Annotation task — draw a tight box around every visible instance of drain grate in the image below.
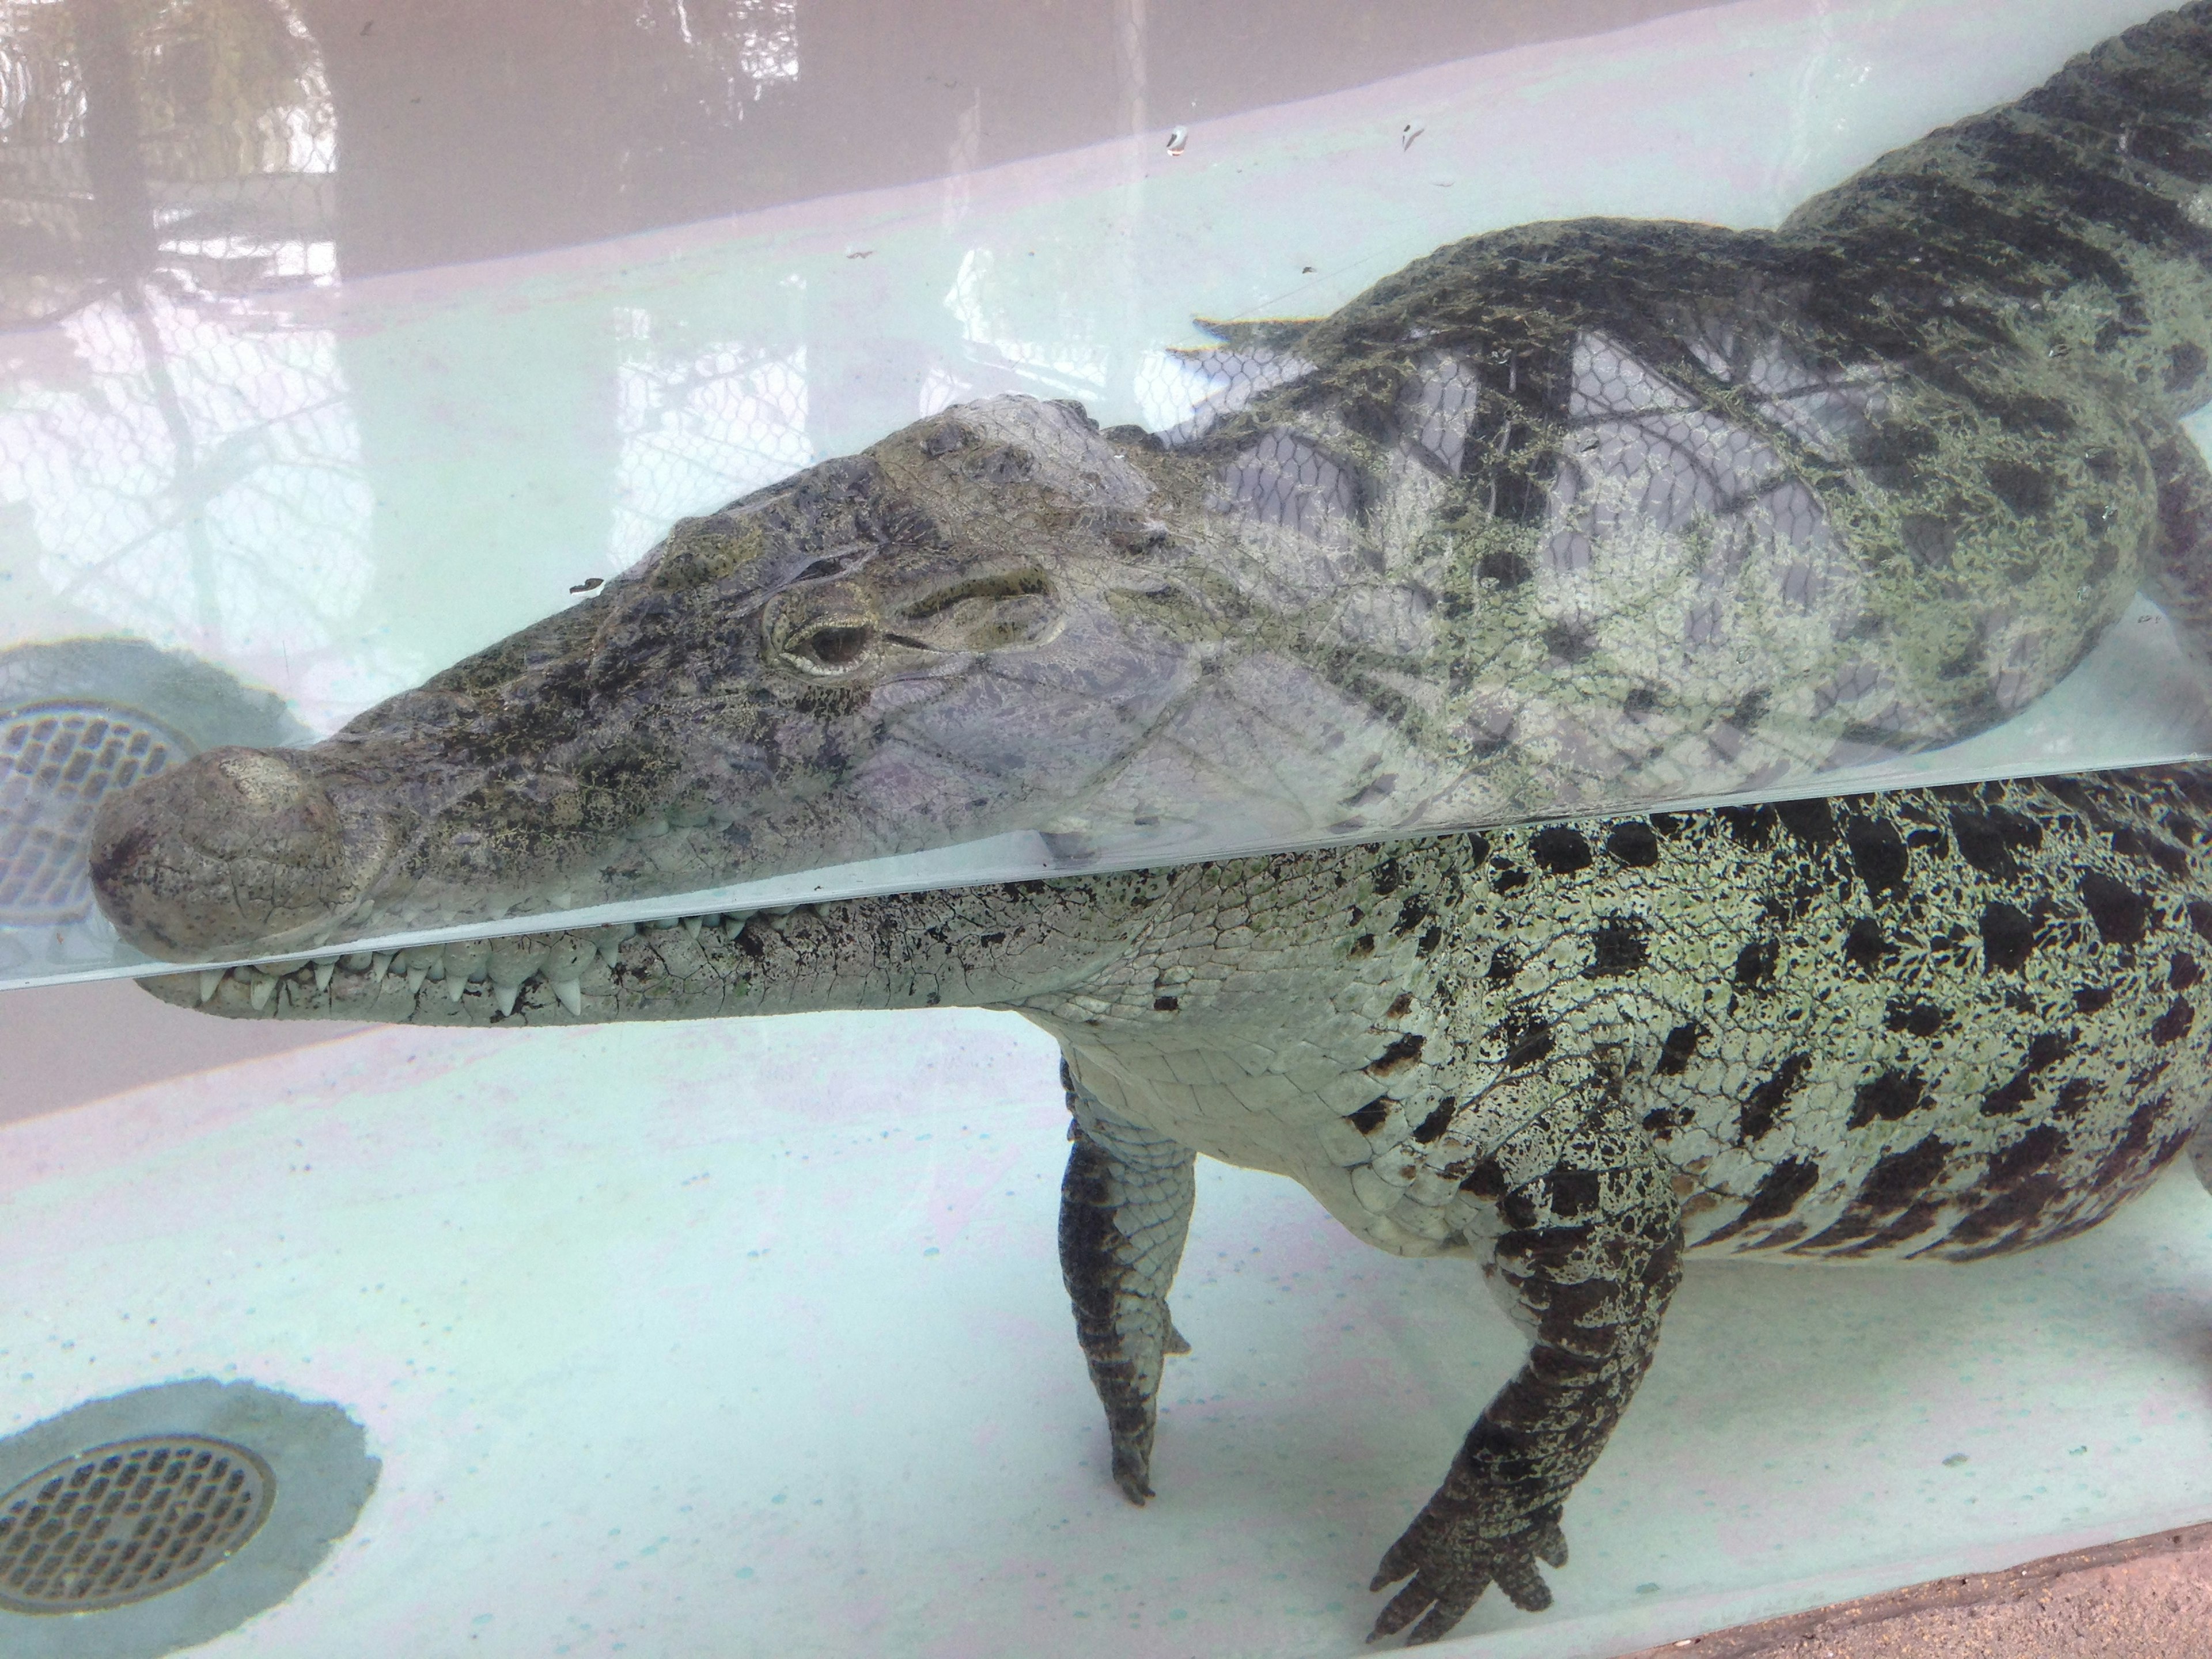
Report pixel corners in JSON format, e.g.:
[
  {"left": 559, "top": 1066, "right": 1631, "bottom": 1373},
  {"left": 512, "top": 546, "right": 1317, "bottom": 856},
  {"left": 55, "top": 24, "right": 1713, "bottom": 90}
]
[
  {"left": 0, "top": 703, "right": 184, "bottom": 928},
  {"left": 0, "top": 1436, "right": 274, "bottom": 1615}
]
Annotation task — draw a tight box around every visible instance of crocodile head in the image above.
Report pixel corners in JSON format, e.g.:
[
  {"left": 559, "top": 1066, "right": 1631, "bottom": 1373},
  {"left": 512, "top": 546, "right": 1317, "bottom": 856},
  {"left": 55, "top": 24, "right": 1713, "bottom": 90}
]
[{"left": 90, "top": 395, "right": 1205, "bottom": 961}]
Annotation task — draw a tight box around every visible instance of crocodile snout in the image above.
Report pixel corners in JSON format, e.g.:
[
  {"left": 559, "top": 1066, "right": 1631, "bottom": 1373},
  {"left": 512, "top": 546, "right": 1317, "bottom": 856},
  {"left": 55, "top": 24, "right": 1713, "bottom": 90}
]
[{"left": 90, "top": 746, "right": 400, "bottom": 960}]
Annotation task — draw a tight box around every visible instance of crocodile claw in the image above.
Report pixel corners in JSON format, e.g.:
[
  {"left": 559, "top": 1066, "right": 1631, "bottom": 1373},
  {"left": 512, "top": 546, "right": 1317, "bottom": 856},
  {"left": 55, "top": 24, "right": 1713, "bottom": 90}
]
[{"left": 1365, "top": 1500, "right": 1565, "bottom": 1646}]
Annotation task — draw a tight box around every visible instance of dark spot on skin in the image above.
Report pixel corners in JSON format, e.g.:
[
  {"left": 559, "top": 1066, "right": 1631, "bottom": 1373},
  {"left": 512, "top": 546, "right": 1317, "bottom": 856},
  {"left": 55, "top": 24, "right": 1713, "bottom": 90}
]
[
  {"left": 1948, "top": 810, "right": 2014, "bottom": 877},
  {"left": 1950, "top": 805, "right": 2044, "bottom": 878},
  {"left": 1905, "top": 827, "right": 1948, "bottom": 856},
  {"left": 1848, "top": 1066, "right": 1931, "bottom": 1129},
  {"left": 1546, "top": 1167, "right": 1602, "bottom": 1219},
  {"left": 1717, "top": 805, "right": 1774, "bottom": 849},
  {"left": 1843, "top": 816, "right": 1910, "bottom": 896},
  {"left": 1830, "top": 1198, "right": 1945, "bottom": 1254},
  {"left": 1898, "top": 513, "right": 1956, "bottom": 569},
  {"left": 1650, "top": 813, "right": 1685, "bottom": 837},
  {"left": 1416, "top": 925, "right": 1443, "bottom": 957},
  {"left": 1385, "top": 993, "right": 1414, "bottom": 1020},
  {"left": 1842, "top": 917, "right": 1892, "bottom": 974},
  {"left": 1529, "top": 826, "right": 1595, "bottom": 876},
  {"left": 1983, "top": 459, "right": 2051, "bottom": 517},
  {"left": 1491, "top": 862, "right": 1529, "bottom": 893},
  {"left": 2152, "top": 996, "right": 2196, "bottom": 1045},
  {"left": 1981, "top": 1069, "right": 2035, "bottom": 1116},
  {"left": 1371, "top": 859, "right": 1405, "bottom": 896},
  {"left": 1745, "top": 1220, "right": 1809, "bottom": 1251},
  {"left": 1740, "top": 1052, "right": 1810, "bottom": 1142},
  {"left": 1543, "top": 623, "right": 1593, "bottom": 664},
  {"left": 1486, "top": 947, "right": 1521, "bottom": 983},
  {"left": 2078, "top": 872, "right": 2150, "bottom": 947},
  {"left": 1465, "top": 832, "right": 1493, "bottom": 864},
  {"left": 1700, "top": 1157, "right": 1820, "bottom": 1247},
  {"left": 1348, "top": 1097, "right": 1391, "bottom": 1134},
  {"left": 1153, "top": 995, "right": 1180, "bottom": 1012},
  {"left": 2055, "top": 1078, "right": 2102, "bottom": 1117},
  {"left": 1605, "top": 821, "right": 1661, "bottom": 866},
  {"left": 1623, "top": 685, "right": 1659, "bottom": 716},
  {"left": 1585, "top": 915, "right": 1650, "bottom": 977},
  {"left": 1392, "top": 895, "right": 1430, "bottom": 935},
  {"left": 1411, "top": 1099, "right": 1459, "bottom": 1144},
  {"left": 1853, "top": 424, "right": 1937, "bottom": 491},
  {"left": 1979, "top": 902, "right": 2036, "bottom": 972},
  {"left": 1656, "top": 1021, "right": 1703, "bottom": 1075},
  {"left": 1987, "top": 1124, "right": 2066, "bottom": 1189},
  {"left": 2189, "top": 899, "right": 2212, "bottom": 944},
  {"left": 1855, "top": 1134, "right": 1953, "bottom": 1213},
  {"left": 1941, "top": 1173, "right": 2063, "bottom": 1256},
  {"left": 2074, "top": 984, "right": 2115, "bottom": 1013},
  {"left": 1775, "top": 797, "right": 1839, "bottom": 847},
  {"left": 2096, "top": 1088, "right": 2187, "bottom": 1193},
  {"left": 1884, "top": 998, "right": 1949, "bottom": 1036},
  {"left": 2024, "top": 1032, "right": 2075, "bottom": 1073},
  {"left": 2111, "top": 825, "right": 2191, "bottom": 881},
  {"left": 1734, "top": 938, "right": 1777, "bottom": 987},
  {"left": 1348, "top": 933, "right": 1376, "bottom": 959},
  {"left": 2168, "top": 341, "right": 2207, "bottom": 393},
  {"left": 1642, "top": 1105, "right": 1687, "bottom": 1138},
  {"left": 2173, "top": 953, "right": 2203, "bottom": 990},
  {"left": 1497, "top": 1011, "right": 1554, "bottom": 1068},
  {"left": 1478, "top": 548, "right": 1531, "bottom": 586},
  {"left": 1459, "top": 1157, "right": 1506, "bottom": 1197},
  {"left": 1366, "top": 1033, "right": 1426, "bottom": 1077}
]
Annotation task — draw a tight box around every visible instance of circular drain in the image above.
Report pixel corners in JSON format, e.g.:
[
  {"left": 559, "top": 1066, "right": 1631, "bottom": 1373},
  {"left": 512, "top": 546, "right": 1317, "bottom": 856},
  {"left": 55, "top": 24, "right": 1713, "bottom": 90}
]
[
  {"left": 0, "top": 704, "right": 186, "bottom": 927},
  {"left": 0, "top": 1435, "right": 275, "bottom": 1615},
  {"left": 0, "top": 1381, "right": 378, "bottom": 1659}
]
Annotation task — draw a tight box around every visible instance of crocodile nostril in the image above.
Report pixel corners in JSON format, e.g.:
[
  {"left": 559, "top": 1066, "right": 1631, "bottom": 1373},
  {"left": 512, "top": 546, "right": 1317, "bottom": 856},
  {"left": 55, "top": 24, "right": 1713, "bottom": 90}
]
[{"left": 88, "top": 747, "right": 392, "bottom": 960}]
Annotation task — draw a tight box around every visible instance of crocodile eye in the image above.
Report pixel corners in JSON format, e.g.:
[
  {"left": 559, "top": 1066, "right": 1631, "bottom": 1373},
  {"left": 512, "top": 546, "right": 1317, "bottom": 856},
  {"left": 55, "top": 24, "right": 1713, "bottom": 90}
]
[{"left": 785, "top": 623, "right": 875, "bottom": 673}]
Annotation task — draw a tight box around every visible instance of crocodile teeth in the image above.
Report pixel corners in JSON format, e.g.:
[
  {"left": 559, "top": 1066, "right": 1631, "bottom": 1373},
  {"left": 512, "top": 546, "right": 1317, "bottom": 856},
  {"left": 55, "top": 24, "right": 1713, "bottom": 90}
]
[
  {"left": 369, "top": 952, "right": 392, "bottom": 986},
  {"left": 681, "top": 915, "right": 703, "bottom": 940},
  {"left": 248, "top": 974, "right": 274, "bottom": 1011},
  {"left": 447, "top": 974, "right": 468, "bottom": 1003},
  {"left": 550, "top": 976, "right": 584, "bottom": 1017},
  {"left": 198, "top": 970, "right": 223, "bottom": 1003},
  {"left": 406, "top": 965, "right": 429, "bottom": 995},
  {"left": 313, "top": 958, "right": 337, "bottom": 993},
  {"left": 494, "top": 982, "right": 521, "bottom": 1017}
]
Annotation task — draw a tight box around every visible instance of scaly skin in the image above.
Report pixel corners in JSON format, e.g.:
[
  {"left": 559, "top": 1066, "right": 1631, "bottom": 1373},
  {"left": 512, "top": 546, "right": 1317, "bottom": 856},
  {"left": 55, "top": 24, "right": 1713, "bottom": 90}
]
[
  {"left": 142, "top": 761, "right": 2212, "bottom": 1643},
  {"left": 88, "top": 3, "right": 2212, "bottom": 965}
]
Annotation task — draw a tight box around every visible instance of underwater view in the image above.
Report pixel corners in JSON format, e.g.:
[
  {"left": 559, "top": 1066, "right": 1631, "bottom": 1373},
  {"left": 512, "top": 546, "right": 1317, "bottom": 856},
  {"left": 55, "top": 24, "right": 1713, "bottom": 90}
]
[{"left": 9, "top": 0, "right": 2212, "bottom": 1655}]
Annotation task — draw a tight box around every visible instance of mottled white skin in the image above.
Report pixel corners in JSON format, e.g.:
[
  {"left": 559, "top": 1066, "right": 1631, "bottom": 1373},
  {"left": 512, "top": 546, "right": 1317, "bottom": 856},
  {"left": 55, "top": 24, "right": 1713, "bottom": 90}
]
[{"left": 147, "top": 762, "right": 2212, "bottom": 1645}]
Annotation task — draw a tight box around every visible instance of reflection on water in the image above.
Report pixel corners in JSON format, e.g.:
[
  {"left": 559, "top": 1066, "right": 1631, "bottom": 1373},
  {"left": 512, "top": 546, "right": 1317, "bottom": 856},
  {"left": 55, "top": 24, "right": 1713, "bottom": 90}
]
[{"left": 612, "top": 312, "right": 812, "bottom": 570}]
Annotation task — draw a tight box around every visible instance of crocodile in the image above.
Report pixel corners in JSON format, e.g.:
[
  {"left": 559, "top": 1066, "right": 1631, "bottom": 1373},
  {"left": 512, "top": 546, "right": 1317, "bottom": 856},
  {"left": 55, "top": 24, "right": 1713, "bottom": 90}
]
[{"left": 78, "top": 4, "right": 2212, "bottom": 1646}]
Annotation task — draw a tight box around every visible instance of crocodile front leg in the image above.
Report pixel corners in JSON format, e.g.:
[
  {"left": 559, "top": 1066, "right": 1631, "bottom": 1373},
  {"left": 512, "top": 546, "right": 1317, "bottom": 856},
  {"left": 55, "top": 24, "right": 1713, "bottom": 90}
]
[
  {"left": 1370, "top": 1086, "right": 1684, "bottom": 1646},
  {"left": 1057, "top": 1062, "right": 1198, "bottom": 1504}
]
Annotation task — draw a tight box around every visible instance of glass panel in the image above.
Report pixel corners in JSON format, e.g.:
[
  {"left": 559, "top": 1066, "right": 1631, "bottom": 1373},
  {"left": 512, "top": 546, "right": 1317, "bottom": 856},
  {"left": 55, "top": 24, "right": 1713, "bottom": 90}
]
[{"left": 1, "top": 0, "right": 2200, "bottom": 984}]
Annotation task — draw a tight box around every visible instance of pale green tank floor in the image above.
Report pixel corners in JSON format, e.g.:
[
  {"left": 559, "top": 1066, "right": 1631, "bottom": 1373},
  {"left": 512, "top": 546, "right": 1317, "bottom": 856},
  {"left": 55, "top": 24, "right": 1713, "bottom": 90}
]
[{"left": 5, "top": 1009, "right": 2210, "bottom": 1657}]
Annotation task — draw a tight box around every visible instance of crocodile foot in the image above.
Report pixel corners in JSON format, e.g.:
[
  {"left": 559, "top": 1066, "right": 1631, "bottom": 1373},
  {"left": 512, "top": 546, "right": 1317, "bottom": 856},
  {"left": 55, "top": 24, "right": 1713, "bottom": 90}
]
[{"left": 1366, "top": 1498, "right": 1568, "bottom": 1646}]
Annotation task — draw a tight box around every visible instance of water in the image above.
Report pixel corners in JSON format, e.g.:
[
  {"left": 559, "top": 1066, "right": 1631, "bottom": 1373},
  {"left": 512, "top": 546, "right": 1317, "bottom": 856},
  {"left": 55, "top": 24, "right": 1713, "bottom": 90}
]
[{"left": 1, "top": 0, "right": 2206, "bottom": 980}]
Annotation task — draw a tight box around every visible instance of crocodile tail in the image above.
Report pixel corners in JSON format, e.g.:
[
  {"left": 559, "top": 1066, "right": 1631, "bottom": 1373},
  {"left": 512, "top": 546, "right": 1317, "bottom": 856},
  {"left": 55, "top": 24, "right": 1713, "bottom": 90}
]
[{"left": 1781, "top": 2, "right": 2212, "bottom": 419}]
